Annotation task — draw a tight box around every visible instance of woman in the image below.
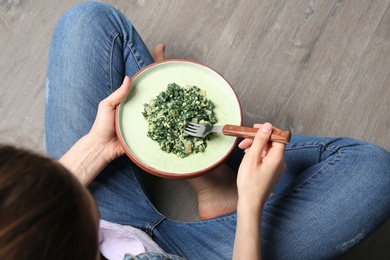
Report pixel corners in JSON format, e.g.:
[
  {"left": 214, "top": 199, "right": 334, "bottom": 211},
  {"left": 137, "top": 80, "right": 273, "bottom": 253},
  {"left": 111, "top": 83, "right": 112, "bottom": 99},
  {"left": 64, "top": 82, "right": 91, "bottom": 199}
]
[{"left": 2, "top": 2, "right": 390, "bottom": 259}]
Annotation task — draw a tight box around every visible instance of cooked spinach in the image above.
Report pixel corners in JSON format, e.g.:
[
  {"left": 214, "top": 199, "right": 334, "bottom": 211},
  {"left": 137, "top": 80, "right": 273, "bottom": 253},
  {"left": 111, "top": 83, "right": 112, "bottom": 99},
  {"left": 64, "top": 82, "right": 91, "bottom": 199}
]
[{"left": 142, "top": 83, "right": 217, "bottom": 158}]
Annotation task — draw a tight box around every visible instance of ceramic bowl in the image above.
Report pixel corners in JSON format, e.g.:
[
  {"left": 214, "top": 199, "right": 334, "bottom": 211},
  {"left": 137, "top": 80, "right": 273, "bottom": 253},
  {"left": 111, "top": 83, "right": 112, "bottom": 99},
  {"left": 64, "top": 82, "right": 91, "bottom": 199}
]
[{"left": 116, "top": 59, "right": 242, "bottom": 179}]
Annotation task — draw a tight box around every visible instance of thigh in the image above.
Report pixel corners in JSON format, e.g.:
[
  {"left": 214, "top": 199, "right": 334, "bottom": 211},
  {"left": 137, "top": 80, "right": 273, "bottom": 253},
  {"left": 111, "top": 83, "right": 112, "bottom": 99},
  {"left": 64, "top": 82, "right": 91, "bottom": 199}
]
[
  {"left": 45, "top": 2, "right": 153, "bottom": 159},
  {"left": 152, "top": 136, "right": 390, "bottom": 260},
  {"left": 262, "top": 135, "right": 390, "bottom": 259},
  {"left": 45, "top": 2, "right": 158, "bottom": 223}
]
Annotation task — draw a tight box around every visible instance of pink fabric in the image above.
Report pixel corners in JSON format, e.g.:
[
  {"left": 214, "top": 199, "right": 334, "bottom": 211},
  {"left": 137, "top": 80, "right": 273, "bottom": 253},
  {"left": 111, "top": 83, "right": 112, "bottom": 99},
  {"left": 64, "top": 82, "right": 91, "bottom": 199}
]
[{"left": 99, "top": 220, "right": 164, "bottom": 260}]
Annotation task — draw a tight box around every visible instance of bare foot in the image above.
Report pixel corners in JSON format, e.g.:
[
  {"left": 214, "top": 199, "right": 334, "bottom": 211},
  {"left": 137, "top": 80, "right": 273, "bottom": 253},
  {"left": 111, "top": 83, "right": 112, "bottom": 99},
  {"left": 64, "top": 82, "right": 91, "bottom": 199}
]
[
  {"left": 153, "top": 44, "right": 165, "bottom": 62},
  {"left": 153, "top": 44, "right": 237, "bottom": 219},
  {"left": 187, "top": 164, "right": 238, "bottom": 220}
]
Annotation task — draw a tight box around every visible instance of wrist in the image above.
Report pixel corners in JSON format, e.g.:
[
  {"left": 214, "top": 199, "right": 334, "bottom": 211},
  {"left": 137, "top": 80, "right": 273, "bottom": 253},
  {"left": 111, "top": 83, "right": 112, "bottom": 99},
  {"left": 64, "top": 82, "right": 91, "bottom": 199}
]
[
  {"left": 237, "top": 198, "right": 263, "bottom": 217},
  {"left": 238, "top": 191, "right": 268, "bottom": 210},
  {"left": 59, "top": 134, "right": 110, "bottom": 185},
  {"left": 83, "top": 133, "right": 113, "bottom": 165}
]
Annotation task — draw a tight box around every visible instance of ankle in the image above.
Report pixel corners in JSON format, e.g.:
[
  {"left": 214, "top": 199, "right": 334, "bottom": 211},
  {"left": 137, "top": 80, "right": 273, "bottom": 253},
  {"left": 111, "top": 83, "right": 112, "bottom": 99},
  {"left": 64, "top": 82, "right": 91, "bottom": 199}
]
[{"left": 186, "top": 164, "right": 238, "bottom": 220}]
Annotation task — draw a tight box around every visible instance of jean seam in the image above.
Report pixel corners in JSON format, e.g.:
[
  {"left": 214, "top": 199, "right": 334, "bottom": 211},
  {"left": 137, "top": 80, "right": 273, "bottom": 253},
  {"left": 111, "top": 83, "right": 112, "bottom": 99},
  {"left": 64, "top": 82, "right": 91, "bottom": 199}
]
[
  {"left": 109, "top": 32, "right": 120, "bottom": 93},
  {"left": 126, "top": 39, "right": 144, "bottom": 70},
  {"left": 286, "top": 140, "right": 339, "bottom": 152}
]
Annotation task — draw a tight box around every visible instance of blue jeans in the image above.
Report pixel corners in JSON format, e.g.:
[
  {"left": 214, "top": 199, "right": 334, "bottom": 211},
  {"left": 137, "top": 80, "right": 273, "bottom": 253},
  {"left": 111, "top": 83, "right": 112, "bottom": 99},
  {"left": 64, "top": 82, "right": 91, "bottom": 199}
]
[{"left": 45, "top": 2, "right": 390, "bottom": 259}]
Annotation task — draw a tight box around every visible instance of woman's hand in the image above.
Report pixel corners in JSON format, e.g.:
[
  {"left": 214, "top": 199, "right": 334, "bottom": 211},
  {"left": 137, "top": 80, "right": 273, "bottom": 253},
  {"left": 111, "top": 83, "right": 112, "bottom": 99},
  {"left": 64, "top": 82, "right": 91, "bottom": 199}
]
[
  {"left": 233, "top": 122, "right": 286, "bottom": 260},
  {"left": 237, "top": 122, "right": 286, "bottom": 208},
  {"left": 60, "top": 44, "right": 166, "bottom": 185},
  {"left": 89, "top": 43, "right": 166, "bottom": 163},
  {"left": 59, "top": 77, "right": 131, "bottom": 185},
  {"left": 89, "top": 76, "right": 131, "bottom": 163}
]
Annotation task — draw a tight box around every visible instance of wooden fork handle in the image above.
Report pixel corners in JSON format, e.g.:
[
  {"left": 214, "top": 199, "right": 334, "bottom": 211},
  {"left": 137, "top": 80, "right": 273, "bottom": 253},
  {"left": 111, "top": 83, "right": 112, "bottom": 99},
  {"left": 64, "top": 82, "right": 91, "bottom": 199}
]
[{"left": 222, "top": 124, "right": 291, "bottom": 144}]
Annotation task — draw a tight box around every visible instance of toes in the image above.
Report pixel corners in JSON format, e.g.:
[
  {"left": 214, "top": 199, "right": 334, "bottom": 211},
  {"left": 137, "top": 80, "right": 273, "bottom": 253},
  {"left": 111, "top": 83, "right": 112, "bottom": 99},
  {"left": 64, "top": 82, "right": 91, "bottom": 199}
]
[{"left": 153, "top": 44, "right": 166, "bottom": 62}]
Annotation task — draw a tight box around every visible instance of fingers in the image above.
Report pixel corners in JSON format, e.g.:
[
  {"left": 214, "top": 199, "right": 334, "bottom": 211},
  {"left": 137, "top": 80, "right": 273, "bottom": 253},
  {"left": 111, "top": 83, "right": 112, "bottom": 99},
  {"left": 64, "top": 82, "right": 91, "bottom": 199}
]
[
  {"left": 153, "top": 44, "right": 166, "bottom": 62},
  {"left": 104, "top": 76, "right": 131, "bottom": 108},
  {"left": 247, "top": 123, "right": 273, "bottom": 159},
  {"left": 238, "top": 123, "right": 285, "bottom": 151},
  {"left": 238, "top": 138, "right": 253, "bottom": 150},
  {"left": 265, "top": 140, "right": 286, "bottom": 167},
  {"left": 238, "top": 123, "right": 269, "bottom": 151},
  {"left": 254, "top": 123, "right": 282, "bottom": 131}
]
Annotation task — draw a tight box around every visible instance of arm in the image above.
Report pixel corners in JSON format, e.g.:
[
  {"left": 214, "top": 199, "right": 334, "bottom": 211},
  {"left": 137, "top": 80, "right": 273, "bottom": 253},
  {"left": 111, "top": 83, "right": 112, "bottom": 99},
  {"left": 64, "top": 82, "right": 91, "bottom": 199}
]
[
  {"left": 233, "top": 123, "right": 286, "bottom": 260},
  {"left": 59, "top": 77, "right": 131, "bottom": 185}
]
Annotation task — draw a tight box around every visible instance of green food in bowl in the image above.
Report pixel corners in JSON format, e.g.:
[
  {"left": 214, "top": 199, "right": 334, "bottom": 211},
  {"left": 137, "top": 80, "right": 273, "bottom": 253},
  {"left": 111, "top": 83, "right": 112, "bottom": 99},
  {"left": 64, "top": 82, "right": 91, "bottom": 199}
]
[
  {"left": 142, "top": 83, "right": 217, "bottom": 158},
  {"left": 116, "top": 59, "right": 242, "bottom": 178}
]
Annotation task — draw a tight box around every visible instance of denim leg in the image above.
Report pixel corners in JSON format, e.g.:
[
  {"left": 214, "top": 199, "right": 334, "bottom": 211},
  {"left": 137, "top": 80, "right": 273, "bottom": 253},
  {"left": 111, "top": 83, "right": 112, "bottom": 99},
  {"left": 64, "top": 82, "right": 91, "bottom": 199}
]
[
  {"left": 45, "top": 2, "right": 161, "bottom": 226},
  {"left": 148, "top": 136, "right": 390, "bottom": 259},
  {"left": 45, "top": 2, "right": 153, "bottom": 159},
  {"left": 261, "top": 135, "right": 390, "bottom": 259}
]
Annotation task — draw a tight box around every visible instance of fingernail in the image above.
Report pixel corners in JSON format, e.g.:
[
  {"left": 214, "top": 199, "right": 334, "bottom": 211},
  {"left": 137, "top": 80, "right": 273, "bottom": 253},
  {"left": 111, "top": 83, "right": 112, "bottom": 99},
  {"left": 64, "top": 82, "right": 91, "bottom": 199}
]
[{"left": 261, "top": 123, "right": 272, "bottom": 134}]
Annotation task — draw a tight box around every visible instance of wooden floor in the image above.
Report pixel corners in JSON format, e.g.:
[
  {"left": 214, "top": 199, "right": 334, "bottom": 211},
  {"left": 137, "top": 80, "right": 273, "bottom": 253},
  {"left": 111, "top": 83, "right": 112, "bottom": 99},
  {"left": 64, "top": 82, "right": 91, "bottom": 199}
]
[{"left": 1, "top": 0, "right": 389, "bottom": 258}]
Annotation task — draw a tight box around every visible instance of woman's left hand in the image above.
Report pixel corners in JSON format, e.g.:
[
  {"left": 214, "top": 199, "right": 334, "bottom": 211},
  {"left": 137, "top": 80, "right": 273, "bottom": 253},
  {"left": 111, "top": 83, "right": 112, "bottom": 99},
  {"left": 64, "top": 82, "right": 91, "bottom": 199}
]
[
  {"left": 89, "top": 43, "right": 166, "bottom": 163},
  {"left": 59, "top": 77, "right": 131, "bottom": 185},
  {"left": 89, "top": 77, "right": 131, "bottom": 163},
  {"left": 60, "top": 44, "right": 166, "bottom": 185},
  {"left": 89, "top": 43, "right": 167, "bottom": 163}
]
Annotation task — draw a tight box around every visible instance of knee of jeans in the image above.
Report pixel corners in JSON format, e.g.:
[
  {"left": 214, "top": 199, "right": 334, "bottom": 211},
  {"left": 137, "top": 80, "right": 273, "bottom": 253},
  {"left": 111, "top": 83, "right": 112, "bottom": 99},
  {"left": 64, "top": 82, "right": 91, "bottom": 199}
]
[
  {"left": 332, "top": 137, "right": 388, "bottom": 154},
  {"left": 350, "top": 138, "right": 389, "bottom": 158},
  {"left": 364, "top": 142, "right": 390, "bottom": 169},
  {"left": 328, "top": 137, "right": 389, "bottom": 173},
  {"left": 346, "top": 138, "right": 390, "bottom": 176},
  {"left": 55, "top": 2, "right": 130, "bottom": 34}
]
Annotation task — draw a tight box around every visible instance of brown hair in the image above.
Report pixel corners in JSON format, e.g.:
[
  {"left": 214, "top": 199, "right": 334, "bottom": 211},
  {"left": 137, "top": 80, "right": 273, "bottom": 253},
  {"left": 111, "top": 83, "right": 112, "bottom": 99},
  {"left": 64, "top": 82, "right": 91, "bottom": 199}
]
[{"left": 0, "top": 145, "right": 99, "bottom": 260}]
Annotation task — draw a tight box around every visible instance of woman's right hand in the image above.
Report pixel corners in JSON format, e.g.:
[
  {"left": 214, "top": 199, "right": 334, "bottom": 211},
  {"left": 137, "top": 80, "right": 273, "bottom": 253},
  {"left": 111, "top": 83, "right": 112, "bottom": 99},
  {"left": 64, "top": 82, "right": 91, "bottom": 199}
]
[
  {"left": 233, "top": 122, "right": 286, "bottom": 260},
  {"left": 237, "top": 122, "right": 286, "bottom": 210}
]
